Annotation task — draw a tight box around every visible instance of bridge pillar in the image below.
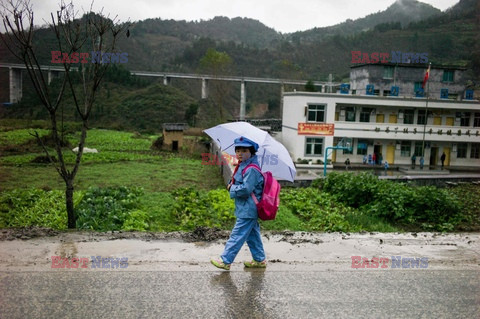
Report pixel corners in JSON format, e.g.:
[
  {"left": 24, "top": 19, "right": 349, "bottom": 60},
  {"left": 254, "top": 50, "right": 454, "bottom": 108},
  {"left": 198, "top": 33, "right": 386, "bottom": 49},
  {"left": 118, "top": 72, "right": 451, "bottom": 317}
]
[
  {"left": 9, "top": 67, "right": 22, "bottom": 103},
  {"left": 163, "top": 75, "right": 170, "bottom": 85},
  {"left": 48, "top": 70, "right": 60, "bottom": 84},
  {"left": 240, "top": 81, "right": 246, "bottom": 121},
  {"left": 201, "top": 78, "right": 209, "bottom": 99}
]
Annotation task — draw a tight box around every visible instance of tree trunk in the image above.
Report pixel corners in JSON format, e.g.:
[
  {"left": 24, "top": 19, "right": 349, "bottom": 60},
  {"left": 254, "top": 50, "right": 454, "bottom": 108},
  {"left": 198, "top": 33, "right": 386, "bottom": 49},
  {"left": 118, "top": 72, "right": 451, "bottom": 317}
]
[{"left": 66, "top": 180, "right": 75, "bottom": 229}]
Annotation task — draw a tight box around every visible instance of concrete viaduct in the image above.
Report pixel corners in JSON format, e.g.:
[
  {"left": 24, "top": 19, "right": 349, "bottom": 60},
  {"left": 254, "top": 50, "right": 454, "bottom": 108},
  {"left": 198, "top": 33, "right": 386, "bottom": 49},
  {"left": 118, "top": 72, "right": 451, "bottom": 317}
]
[{"left": 0, "top": 63, "right": 339, "bottom": 120}]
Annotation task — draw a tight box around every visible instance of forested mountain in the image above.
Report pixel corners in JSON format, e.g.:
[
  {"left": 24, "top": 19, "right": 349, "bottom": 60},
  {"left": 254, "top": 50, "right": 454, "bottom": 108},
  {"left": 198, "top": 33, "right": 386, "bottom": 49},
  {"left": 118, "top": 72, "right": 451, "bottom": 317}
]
[
  {"left": 1, "top": 0, "right": 477, "bottom": 79},
  {"left": 287, "top": 0, "right": 442, "bottom": 43},
  {"left": 1, "top": 0, "right": 478, "bottom": 130},
  {"left": 116, "top": 0, "right": 478, "bottom": 81}
]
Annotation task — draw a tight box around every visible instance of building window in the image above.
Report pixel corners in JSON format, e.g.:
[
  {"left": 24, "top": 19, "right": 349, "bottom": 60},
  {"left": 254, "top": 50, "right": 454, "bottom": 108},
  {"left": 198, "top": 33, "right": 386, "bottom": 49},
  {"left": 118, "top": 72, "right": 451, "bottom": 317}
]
[
  {"left": 414, "top": 142, "right": 424, "bottom": 156},
  {"left": 307, "top": 104, "right": 325, "bottom": 123},
  {"left": 305, "top": 137, "right": 323, "bottom": 156},
  {"left": 345, "top": 107, "right": 356, "bottom": 122},
  {"left": 456, "top": 112, "right": 471, "bottom": 127},
  {"left": 457, "top": 143, "right": 467, "bottom": 158},
  {"left": 417, "top": 110, "right": 427, "bottom": 125},
  {"left": 383, "top": 66, "right": 394, "bottom": 79},
  {"left": 403, "top": 109, "right": 415, "bottom": 124},
  {"left": 360, "top": 108, "right": 374, "bottom": 122},
  {"left": 474, "top": 113, "right": 480, "bottom": 127},
  {"left": 339, "top": 138, "right": 353, "bottom": 154},
  {"left": 357, "top": 139, "right": 368, "bottom": 155},
  {"left": 471, "top": 143, "right": 480, "bottom": 159},
  {"left": 400, "top": 141, "right": 411, "bottom": 157},
  {"left": 443, "top": 70, "right": 454, "bottom": 82},
  {"left": 414, "top": 82, "right": 423, "bottom": 95}
]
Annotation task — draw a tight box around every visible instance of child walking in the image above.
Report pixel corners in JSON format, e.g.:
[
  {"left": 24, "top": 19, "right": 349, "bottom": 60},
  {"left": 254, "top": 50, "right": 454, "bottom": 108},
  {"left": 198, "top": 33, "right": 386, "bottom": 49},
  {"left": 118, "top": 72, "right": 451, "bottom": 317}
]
[{"left": 211, "top": 136, "right": 266, "bottom": 270}]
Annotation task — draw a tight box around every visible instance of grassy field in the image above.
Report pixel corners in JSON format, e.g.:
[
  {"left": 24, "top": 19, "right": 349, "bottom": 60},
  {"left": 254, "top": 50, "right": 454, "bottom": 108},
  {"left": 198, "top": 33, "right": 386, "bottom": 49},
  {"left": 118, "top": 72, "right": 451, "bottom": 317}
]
[
  {"left": 0, "top": 123, "right": 224, "bottom": 192},
  {"left": 1, "top": 120, "right": 478, "bottom": 233}
]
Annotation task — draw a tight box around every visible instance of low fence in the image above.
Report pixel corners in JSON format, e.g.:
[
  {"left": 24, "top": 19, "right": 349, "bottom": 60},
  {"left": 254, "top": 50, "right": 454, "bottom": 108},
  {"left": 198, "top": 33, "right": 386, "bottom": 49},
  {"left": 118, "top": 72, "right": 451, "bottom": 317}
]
[
  {"left": 210, "top": 142, "right": 234, "bottom": 186},
  {"left": 379, "top": 174, "right": 480, "bottom": 187}
]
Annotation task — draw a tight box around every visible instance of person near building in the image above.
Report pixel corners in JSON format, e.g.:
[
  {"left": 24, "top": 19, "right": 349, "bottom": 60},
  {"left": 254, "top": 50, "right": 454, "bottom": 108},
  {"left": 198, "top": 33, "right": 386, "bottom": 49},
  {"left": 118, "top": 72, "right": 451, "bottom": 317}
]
[
  {"left": 345, "top": 158, "right": 351, "bottom": 171},
  {"left": 440, "top": 152, "right": 446, "bottom": 170}
]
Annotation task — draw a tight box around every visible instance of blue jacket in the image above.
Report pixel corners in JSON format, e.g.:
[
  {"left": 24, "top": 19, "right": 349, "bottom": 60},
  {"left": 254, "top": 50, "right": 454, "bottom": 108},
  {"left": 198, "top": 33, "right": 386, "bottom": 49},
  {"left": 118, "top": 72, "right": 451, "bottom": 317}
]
[{"left": 229, "top": 155, "right": 264, "bottom": 219}]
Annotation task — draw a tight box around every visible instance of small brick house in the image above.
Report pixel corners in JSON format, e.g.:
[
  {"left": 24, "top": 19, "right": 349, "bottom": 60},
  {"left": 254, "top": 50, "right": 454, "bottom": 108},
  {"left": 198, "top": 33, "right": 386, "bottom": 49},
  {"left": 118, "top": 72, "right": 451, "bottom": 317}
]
[{"left": 162, "top": 123, "right": 188, "bottom": 151}]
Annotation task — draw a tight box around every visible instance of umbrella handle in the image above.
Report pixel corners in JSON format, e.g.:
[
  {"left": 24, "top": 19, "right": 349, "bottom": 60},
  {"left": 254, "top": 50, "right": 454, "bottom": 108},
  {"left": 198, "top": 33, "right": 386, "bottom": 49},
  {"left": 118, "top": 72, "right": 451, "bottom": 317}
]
[
  {"left": 222, "top": 141, "right": 235, "bottom": 152},
  {"left": 259, "top": 149, "right": 266, "bottom": 169}
]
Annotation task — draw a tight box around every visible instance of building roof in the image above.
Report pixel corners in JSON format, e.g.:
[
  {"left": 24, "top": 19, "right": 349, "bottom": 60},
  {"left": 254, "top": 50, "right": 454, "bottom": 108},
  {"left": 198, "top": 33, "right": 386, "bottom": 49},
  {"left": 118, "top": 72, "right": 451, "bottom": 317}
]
[
  {"left": 162, "top": 123, "right": 188, "bottom": 131},
  {"left": 350, "top": 63, "right": 468, "bottom": 70},
  {"left": 283, "top": 91, "right": 480, "bottom": 106}
]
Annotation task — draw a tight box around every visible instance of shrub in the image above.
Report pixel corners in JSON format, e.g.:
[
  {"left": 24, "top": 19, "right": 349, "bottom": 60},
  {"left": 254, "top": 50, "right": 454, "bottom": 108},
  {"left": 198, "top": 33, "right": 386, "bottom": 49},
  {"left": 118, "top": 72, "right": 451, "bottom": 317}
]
[
  {"left": 122, "top": 209, "right": 150, "bottom": 231},
  {"left": 0, "top": 189, "right": 71, "bottom": 229},
  {"left": 75, "top": 186, "right": 144, "bottom": 231},
  {"left": 319, "top": 172, "right": 464, "bottom": 230},
  {"left": 321, "top": 172, "right": 379, "bottom": 208},
  {"left": 281, "top": 188, "right": 354, "bottom": 232},
  {"left": 171, "top": 187, "right": 235, "bottom": 230}
]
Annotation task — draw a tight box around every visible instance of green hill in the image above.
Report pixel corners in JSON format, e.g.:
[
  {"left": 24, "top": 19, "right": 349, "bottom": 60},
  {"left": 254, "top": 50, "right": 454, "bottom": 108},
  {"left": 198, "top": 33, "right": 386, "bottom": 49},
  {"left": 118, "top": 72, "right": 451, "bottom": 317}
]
[
  {"left": 1, "top": 0, "right": 478, "bottom": 130},
  {"left": 287, "top": 0, "right": 442, "bottom": 43}
]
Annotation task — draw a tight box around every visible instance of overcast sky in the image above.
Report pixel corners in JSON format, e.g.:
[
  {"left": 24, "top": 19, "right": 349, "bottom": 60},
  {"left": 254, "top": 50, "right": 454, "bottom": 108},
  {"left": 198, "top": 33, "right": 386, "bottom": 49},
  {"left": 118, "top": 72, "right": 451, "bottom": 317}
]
[{"left": 15, "top": 0, "right": 460, "bottom": 33}]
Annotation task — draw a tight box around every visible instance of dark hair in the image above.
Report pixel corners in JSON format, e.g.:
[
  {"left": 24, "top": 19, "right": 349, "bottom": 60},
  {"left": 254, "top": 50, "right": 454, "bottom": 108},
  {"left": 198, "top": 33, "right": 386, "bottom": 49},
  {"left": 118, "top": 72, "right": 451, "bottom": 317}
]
[{"left": 235, "top": 146, "right": 256, "bottom": 156}]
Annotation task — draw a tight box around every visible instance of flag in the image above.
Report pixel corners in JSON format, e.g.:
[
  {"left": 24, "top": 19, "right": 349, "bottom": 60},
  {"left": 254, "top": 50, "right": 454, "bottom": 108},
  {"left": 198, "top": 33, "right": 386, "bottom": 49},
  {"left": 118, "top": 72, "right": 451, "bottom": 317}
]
[{"left": 422, "top": 64, "right": 431, "bottom": 89}]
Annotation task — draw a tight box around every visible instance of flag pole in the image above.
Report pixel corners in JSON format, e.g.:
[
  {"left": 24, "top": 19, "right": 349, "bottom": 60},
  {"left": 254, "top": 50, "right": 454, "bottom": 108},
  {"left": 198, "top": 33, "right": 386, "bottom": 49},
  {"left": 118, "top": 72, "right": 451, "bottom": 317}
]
[{"left": 421, "top": 63, "right": 431, "bottom": 160}]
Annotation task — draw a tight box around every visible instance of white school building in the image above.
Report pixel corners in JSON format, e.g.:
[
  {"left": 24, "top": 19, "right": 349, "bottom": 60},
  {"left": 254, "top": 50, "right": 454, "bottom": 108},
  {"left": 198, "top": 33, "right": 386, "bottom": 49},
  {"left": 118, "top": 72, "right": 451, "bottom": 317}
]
[
  {"left": 280, "top": 92, "right": 480, "bottom": 168},
  {"left": 279, "top": 63, "right": 480, "bottom": 169}
]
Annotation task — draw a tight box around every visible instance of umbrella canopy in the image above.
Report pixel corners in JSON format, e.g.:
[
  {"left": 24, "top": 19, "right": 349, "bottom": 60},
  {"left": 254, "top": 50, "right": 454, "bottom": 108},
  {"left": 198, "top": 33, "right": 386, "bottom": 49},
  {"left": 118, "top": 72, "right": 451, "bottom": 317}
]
[{"left": 204, "top": 122, "right": 296, "bottom": 182}]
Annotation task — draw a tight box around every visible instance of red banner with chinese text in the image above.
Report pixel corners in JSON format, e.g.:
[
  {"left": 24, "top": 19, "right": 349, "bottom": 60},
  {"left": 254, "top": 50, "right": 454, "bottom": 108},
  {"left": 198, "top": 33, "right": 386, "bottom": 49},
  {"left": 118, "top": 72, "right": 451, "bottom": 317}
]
[{"left": 298, "top": 123, "right": 335, "bottom": 136}]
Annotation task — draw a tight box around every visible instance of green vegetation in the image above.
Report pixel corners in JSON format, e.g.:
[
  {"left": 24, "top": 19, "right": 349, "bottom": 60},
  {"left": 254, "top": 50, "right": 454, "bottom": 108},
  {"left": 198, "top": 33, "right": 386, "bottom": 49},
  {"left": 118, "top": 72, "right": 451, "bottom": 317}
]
[
  {"left": 76, "top": 186, "right": 145, "bottom": 231},
  {"left": 317, "top": 172, "right": 470, "bottom": 232},
  {"left": 1, "top": 125, "right": 479, "bottom": 233},
  {"left": 0, "top": 189, "right": 82, "bottom": 230}
]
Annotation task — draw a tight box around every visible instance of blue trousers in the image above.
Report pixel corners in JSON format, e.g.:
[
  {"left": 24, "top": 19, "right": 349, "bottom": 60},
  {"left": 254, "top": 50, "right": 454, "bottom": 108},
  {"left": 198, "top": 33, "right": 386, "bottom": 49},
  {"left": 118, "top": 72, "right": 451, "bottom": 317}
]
[{"left": 221, "top": 218, "right": 265, "bottom": 264}]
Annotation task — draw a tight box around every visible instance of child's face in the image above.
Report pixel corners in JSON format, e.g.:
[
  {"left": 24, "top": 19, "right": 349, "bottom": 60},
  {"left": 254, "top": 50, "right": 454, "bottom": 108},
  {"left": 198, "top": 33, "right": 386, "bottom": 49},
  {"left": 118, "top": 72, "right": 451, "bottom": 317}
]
[{"left": 235, "top": 147, "right": 251, "bottom": 162}]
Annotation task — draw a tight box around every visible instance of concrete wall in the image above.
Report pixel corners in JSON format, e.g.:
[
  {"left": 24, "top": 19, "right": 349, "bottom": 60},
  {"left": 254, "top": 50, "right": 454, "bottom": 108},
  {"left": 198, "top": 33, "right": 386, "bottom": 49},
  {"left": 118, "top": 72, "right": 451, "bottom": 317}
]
[{"left": 211, "top": 142, "right": 233, "bottom": 186}]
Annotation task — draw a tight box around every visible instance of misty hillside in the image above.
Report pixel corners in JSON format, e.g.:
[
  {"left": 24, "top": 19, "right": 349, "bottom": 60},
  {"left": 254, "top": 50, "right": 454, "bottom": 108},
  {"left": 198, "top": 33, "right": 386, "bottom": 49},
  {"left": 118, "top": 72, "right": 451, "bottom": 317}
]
[
  {"left": 1, "top": 0, "right": 478, "bottom": 129},
  {"left": 287, "top": 0, "right": 442, "bottom": 43}
]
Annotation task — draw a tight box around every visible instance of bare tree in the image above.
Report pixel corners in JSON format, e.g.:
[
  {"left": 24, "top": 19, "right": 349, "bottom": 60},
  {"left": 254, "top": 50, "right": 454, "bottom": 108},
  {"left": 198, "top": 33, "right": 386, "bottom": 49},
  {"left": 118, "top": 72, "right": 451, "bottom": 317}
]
[{"left": 0, "top": 0, "right": 130, "bottom": 228}]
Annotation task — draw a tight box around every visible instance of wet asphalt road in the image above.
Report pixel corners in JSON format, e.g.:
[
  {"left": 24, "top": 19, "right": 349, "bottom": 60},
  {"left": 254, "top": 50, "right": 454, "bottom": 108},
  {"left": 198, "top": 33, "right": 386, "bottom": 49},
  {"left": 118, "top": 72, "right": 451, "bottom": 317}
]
[{"left": 1, "top": 269, "right": 479, "bottom": 319}]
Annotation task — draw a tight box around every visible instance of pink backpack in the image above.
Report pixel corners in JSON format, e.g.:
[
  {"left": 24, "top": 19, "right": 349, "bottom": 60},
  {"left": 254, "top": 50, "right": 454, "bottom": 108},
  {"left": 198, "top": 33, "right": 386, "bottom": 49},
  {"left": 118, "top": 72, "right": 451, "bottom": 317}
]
[{"left": 242, "top": 164, "right": 281, "bottom": 220}]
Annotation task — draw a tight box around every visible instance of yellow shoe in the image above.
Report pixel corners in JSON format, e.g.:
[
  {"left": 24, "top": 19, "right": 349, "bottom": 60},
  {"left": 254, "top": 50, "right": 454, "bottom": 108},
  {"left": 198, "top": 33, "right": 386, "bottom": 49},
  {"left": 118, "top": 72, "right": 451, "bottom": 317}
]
[
  {"left": 211, "top": 258, "right": 231, "bottom": 270},
  {"left": 244, "top": 260, "right": 267, "bottom": 268}
]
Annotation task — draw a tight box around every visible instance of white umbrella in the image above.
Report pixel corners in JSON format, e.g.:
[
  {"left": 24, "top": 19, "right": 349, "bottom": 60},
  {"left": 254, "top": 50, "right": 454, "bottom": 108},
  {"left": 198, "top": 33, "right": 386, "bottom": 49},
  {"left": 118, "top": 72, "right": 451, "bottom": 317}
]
[{"left": 204, "top": 122, "right": 296, "bottom": 182}]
